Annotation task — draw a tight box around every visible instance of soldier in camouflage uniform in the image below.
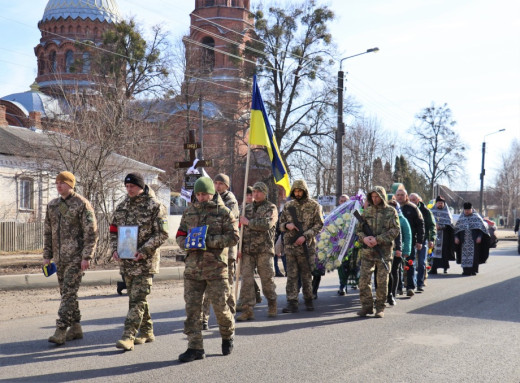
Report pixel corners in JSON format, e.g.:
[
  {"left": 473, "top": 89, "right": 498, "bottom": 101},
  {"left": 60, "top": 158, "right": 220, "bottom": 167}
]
[
  {"left": 279, "top": 179, "right": 324, "bottom": 313},
  {"left": 236, "top": 182, "right": 278, "bottom": 321},
  {"left": 176, "top": 177, "right": 239, "bottom": 363},
  {"left": 356, "top": 186, "right": 400, "bottom": 318},
  {"left": 201, "top": 173, "right": 239, "bottom": 330},
  {"left": 43, "top": 171, "right": 98, "bottom": 345},
  {"left": 111, "top": 173, "right": 169, "bottom": 351}
]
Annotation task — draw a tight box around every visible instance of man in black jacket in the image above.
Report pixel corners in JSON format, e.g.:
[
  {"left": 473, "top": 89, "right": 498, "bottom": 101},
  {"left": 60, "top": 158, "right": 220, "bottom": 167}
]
[
  {"left": 395, "top": 189, "right": 425, "bottom": 297},
  {"left": 409, "top": 193, "right": 437, "bottom": 290}
]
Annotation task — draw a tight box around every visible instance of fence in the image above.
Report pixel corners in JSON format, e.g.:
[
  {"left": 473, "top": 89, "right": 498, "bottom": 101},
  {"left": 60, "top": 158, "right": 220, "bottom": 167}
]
[
  {"left": 0, "top": 221, "right": 44, "bottom": 252},
  {"left": 0, "top": 220, "right": 110, "bottom": 254}
]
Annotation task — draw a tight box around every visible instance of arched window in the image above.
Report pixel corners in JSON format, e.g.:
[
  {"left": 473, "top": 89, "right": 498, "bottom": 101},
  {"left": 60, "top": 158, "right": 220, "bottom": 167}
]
[
  {"left": 49, "top": 51, "right": 57, "bottom": 73},
  {"left": 38, "top": 54, "right": 44, "bottom": 76},
  {"left": 77, "top": 26, "right": 81, "bottom": 34},
  {"left": 68, "top": 25, "right": 73, "bottom": 34},
  {"left": 201, "top": 36, "right": 215, "bottom": 72},
  {"left": 82, "top": 52, "right": 91, "bottom": 74},
  {"left": 65, "top": 50, "right": 74, "bottom": 73},
  {"left": 85, "top": 27, "right": 90, "bottom": 36},
  {"left": 93, "top": 27, "right": 98, "bottom": 37},
  {"left": 60, "top": 25, "right": 64, "bottom": 34}
]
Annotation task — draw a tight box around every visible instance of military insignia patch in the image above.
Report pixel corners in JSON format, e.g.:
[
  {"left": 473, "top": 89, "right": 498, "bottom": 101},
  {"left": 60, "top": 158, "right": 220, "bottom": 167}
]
[
  {"left": 85, "top": 210, "right": 94, "bottom": 222},
  {"left": 160, "top": 218, "right": 169, "bottom": 231}
]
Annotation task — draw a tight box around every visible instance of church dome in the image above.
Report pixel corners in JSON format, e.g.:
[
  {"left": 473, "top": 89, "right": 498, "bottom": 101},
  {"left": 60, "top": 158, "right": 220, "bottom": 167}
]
[{"left": 41, "top": 0, "right": 121, "bottom": 23}]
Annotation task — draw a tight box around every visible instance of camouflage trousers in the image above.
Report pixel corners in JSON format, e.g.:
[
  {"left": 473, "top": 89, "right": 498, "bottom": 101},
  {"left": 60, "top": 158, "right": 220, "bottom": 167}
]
[
  {"left": 122, "top": 274, "right": 153, "bottom": 339},
  {"left": 285, "top": 250, "right": 313, "bottom": 302},
  {"left": 184, "top": 277, "right": 235, "bottom": 350},
  {"left": 239, "top": 252, "right": 277, "bottom": 307},
  {"left": 201, "top": 259, "right": 236, "bottom": 322},
  {"left": 56, "top": 261, "right": 84, "bottom": 329},
  {"left": 359, "top": 256, "right": 391, "bottom": 311}
]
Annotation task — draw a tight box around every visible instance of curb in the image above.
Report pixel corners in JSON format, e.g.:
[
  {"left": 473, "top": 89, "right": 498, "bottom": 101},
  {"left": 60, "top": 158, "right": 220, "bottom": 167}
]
[{"left": 0, "top": 266, "right": 185, "bottom": 291}]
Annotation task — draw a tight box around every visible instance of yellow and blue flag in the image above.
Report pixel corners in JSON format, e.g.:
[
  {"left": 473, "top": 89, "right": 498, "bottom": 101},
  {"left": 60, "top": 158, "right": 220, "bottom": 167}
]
[{"left": 249, "top": 75, "right": 291, "bottom": 196}]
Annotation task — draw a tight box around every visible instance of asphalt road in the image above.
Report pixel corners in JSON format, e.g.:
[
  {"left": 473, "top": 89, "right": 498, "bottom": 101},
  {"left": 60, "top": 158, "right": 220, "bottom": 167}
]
[{"left": 1, "top": 240, "right": 519, "bottom": 383}]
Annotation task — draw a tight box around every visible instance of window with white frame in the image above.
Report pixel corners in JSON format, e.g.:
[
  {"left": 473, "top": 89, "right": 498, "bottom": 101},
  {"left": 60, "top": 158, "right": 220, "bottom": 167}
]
[{"left": 19, "top": 179, "right": 34, "bottom": 210}]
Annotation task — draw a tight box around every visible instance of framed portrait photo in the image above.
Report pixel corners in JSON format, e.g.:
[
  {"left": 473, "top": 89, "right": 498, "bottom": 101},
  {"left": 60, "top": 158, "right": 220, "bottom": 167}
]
[{"left": 117, "top": 226, "right": 138, "bottom": 259}]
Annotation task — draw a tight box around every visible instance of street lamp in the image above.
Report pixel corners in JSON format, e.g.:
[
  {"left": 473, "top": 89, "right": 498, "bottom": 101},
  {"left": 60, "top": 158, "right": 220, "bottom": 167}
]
[
  {"left": 479, "top": 128, "right": 506, "bottom": 215},
  {"left": 336, "top": 47, "right": 379, "bottom": 205}
]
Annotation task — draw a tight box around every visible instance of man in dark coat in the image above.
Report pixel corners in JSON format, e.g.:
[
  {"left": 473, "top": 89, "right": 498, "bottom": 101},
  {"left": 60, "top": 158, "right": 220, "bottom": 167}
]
[
  {"left": 430, "top": 196, "right": 455, "bottom": 274},
  {"left": 395, "top": 189, "right": 424, "bottom": 297},
  {"left": 454, "top": 202, "right": 491, "bottom": 276}
]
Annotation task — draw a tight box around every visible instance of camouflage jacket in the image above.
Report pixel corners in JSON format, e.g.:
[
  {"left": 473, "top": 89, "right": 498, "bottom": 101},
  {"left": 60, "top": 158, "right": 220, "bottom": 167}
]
[
  {"left": 176, "top": 196, "right": 239, "bottom": 280},
  {"left": 356, "top": 186, "right": 400, "bottom": 260},
  {"left": 110, "top": 186, "right": 169, "bottom": 276},
  {"left": 43, "top": 191, "right": 98, "bottom": 264},
  {"left": 220, "top": 190, "right": 239, "bottom": 260},
  {"left": 279, "top": 180, "right": 324, "bottom": 255},
  {"left": 241, "top": 199, "right": 278, "bottom": 256},
  {"left": 220, "top": 190, "right": 239, "bottom": 220}
]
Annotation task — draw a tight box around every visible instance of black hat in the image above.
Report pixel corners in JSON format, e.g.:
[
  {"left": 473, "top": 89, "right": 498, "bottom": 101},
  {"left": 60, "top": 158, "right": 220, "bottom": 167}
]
[
  {"left": 246, "top": 186, "right": 253, "bottom": 194},
  {"left": 124, "top": 173, "right": 145, "bottom": 189},
  {"left": 463, "top": 202, "right": 472, "bottom": 210},
  {"left": 436, "top": 195, "right": 446, "bottom": 203}
]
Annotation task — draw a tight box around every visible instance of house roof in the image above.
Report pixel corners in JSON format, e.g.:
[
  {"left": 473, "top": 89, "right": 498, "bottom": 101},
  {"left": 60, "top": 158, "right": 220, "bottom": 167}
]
[{"left": 0, "top": 124, "right": 163, "bottom": 174}]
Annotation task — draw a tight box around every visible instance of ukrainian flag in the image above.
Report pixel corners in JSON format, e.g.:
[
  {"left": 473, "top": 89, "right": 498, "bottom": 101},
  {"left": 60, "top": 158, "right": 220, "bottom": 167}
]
[{"left": 249, "top": 75, "right": 291, "bottom": 196}]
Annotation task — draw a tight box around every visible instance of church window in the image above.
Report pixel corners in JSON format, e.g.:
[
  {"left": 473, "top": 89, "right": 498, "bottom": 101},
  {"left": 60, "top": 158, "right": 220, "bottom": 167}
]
[
  {"left": 38, "top": 54, "right": 44, "bottom": 76},
  {"left": 49, "top": 51, "right": 57, "bottom": 73},
  {"left": 60, "top": 26, "right": 64, "bottom": 34},
  {"left": 68, "top": 25, "right": 73, "bottom": 34},
  {"left": 82, "top": 52, "right": 91, "bottom": 74},
  {"left": 201, "top": 36, "right": 215, "bottom": 72},
  {"left": 65, "top": 50, "right": 74, "bottom": 73},
  {"left": 77, "top": 26, "right": 81, "bottom": 34}
]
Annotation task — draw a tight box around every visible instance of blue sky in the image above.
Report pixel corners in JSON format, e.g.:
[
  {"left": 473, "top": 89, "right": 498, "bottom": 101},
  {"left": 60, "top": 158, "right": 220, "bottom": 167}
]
[{"left": 0, "top": 0, "right": 518, "bottom": 192}]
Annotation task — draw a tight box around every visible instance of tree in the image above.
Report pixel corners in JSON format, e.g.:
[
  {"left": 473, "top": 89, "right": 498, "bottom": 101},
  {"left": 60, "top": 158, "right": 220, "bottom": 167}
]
[
  {"left": 247, "top": 0, "right": 338, "bottom": 179},
  {"left": 84, "top": 19, "right": 171, "bottom": 100},
  {"left": 493, "top": 139, "right": 520, "bottom": 226},
  {"left": 406, "top": 103, "right": 466, "bottom": 199},
  {"left": 393, "top": 155, "right": 430, "bottom": 199},
  {"left": 38, "top": 20, "right": 174, "bottom": 262}
]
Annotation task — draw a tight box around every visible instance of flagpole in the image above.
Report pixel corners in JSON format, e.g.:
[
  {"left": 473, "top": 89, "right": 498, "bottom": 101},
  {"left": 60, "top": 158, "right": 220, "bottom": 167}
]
[{"left": 235, "top": 142, "right": 252, "bottom": 300}]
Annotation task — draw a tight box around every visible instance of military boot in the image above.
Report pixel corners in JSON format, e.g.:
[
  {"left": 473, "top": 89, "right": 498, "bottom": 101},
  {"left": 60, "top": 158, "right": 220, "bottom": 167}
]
[
  {"left": 115, "top": 337, "right": 134, "bottom": 351},
  {"left": 222, "top": 338, "right": 234, "bottom": 355},
  {"left": 282, "top": 301, "right": 298, "bottom": 313},
  {"left": 375, "top": 310, "right": 385, "bottom": 318},
  {"left": 134, "top": 332, "right": 155, "bottom": 345},
  {"left": 65, "top": 322, "right": 83, "bottom": 341},
  {"left": 267, "top": 299, "right": 277, "bottom": 317},
  {"left": 48, "top": 327, "right": 67, "bottom": 345},
  {"left": 356, "top": 307, "right": 374, "bottom": 317},
  {"left": 304, "top": 299, "right": 314, "bottom": 311},
  {"left": 236, "top": 305, "right": 254, "bottom": 321},
  {"left": 179, "top": 348, "right": 205, "bottom": 363}
]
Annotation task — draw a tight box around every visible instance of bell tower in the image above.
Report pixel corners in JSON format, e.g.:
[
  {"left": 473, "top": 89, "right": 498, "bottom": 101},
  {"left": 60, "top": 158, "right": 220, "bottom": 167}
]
[{"left": 185, "top": 0, "right": 255, "bottom": 108}]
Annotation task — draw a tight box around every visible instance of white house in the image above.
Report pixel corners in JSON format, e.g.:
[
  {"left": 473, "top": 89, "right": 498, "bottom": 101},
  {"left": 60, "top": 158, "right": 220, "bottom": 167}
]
[{"left": 0, "top": 105, "right": 170, "bottom": 223}]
